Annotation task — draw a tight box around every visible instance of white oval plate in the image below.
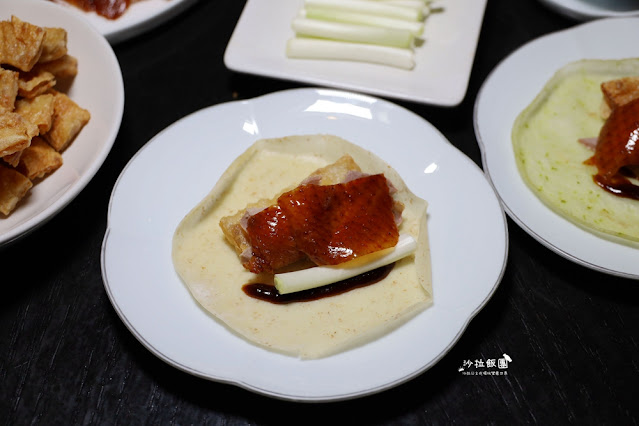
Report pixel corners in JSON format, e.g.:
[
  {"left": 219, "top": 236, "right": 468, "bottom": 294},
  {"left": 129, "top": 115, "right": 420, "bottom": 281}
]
[
  {"left": 474, "top": 17, "right": 639, "bottom": 279},
  {"left": 102, "top": 88, "right": 508, "bottom": 402},
  {"left": 0, "top": 0, "right": 124, "bottom": 247},
  {"left": 47, "top": 0, "right": 199, "bottom": 44},
  {"left": 224, "top": 0, "right": 486, "bottom": 106},
  {"left": 538, "top": 0, "right": 639, "bottom": 20}
]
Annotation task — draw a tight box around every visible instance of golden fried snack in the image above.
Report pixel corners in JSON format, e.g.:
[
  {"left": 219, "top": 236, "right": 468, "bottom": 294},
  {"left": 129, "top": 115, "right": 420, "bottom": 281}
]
[
  {"left": 0, "top": 16, "right": 45, "bottom": 72},
  {"left": 2, "top": 150, "right": 23, "bottom": 167},
  {"left": 0, "top": 17, "right": 90, "bottom": 218},
  {"left": 0, "top": 68, "right": 18, "bottom": 112},
  {"left": 0, "top": 164, "right": 32, "bottom": 215},
  {"left": 17, "top": 136, "right": 63, "bottom": 180},
  {"left": 18, "top": 69, "right": 56, "bottom": 99},
  {"left": 39, "top": 27, "right": 67, "bottom": 63},
  {"left": 0, "top": 111, "right": 38, "bottom": 158},
  {"left": 44, "top": 90, "right": 90, "bottom": 152},
  {"left": 30, "top": 55, "right": 78, "bottom": 80},
  {"left": 15, "top": 93, "right": 55, "bottom": 134}
]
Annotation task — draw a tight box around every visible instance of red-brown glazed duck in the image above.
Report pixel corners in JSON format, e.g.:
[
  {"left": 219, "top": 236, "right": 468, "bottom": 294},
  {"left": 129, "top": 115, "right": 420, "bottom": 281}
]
[
  {"left": 245, "top": 174, "right": 400, "bottom": 273},
  {"left": 586, "top": 97, "right": 639, "bottom": 200}
]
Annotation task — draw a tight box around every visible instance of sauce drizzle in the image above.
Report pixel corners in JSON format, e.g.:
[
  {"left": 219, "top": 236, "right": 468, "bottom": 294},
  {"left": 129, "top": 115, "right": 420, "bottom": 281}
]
[
  {"left": 53, "top": 0, "right": 131, "bottom": 20},
  {"left": 242, "top": 263, "right": 394, "bottom": 304},
  {"left": 593, "top": 173, "right": 639, "bottom": 200}
]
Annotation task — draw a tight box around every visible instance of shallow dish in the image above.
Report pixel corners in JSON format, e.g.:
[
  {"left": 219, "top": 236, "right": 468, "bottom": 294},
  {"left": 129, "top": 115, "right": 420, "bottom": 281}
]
[
  {"left": 224, "top": 0, "right": 486, "bottom": 106},
  {"left": 474, "top": 17, "right": 639, "bottom": 278},
  {"left": 538, "top": 0, "right": 639, "bottom": 20},
  {"left": 47, "top": 0, "right": 199, "bottom": 44},
  {"left": 102, "top": 88, "right": 507, "bottom": 401},
  {"left": 0, "top": 0, "right": 124, "bottom": 247}
]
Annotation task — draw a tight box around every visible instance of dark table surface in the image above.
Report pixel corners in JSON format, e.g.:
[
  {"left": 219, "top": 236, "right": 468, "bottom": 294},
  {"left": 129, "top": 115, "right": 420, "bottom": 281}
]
[{"left": 2, "top": 0, "right": 638, "bottom": 424}]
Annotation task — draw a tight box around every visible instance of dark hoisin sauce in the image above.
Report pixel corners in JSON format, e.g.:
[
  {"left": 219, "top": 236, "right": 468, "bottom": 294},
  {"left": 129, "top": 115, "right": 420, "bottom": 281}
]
[
  {"left": 593, "top": 174, "right": 639, "bottom": 200},
  {"left": 242, "top": 263, "right": 395, "bottom": 304}
]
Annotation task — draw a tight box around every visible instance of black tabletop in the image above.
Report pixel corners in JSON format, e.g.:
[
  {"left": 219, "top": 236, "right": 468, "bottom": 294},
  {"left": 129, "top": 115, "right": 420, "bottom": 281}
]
[{"left": 2, "top": 0, "right": 638, "bottom": 424}]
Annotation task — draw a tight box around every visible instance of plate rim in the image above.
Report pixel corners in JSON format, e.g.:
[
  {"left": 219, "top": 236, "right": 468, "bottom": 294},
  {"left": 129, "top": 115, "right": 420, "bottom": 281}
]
[
  {"left": 102, "top": 87, "right": 509, "bottom": 401},
  {"left": 538, "top": 0, "right": 639, "bottom": 21}
]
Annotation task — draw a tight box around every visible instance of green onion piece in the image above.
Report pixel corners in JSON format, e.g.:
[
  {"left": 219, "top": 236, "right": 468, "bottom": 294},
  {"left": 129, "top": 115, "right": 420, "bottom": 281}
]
[
  {"left": 304, "top": 0, "right": 424, "bottom": 22},
  {"left": 301, "top": 8, "right": 425, "bottom": 36},
  {"left": 274, "top": 234, "right": 418, "bottom": 295},
  {"left": 374, "top": 0, "right": 431, "bottom": 11},
  {"left": 292, "top": 18, "right": 414, "bottom": 48},
  {"left": 286, "top": 37, "right": 415, "bottom": 69}
]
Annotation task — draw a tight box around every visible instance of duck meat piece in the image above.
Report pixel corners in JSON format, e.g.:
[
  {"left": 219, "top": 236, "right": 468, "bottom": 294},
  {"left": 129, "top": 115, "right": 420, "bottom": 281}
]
[
  {"left": 242, "top": 204, "right": 304, "bottom": 274},
  {"left": 600, "top": 77, "right": 639, "bottom": 119},
  {"left": 586, "top": 97, "right": 639, "bottom": 200},
  {"left": 244, "top": 174, "right": 399, "bottom": 273},
  {"left": 220, "top": 155, "right": 404, "bottom": 274}
]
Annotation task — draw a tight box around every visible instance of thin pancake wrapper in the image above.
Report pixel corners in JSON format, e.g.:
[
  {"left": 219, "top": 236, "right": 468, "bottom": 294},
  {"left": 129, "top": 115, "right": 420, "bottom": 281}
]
[
  {"left": 512, "top": 58, "right": 639, "bottom": 245},
  {"left": 172, "top": 135, "right": 431, "bottom": 359}
]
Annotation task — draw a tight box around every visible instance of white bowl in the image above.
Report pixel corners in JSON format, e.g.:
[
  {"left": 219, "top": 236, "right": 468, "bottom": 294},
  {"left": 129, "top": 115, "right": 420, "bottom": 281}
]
[{"left": 0, "top": 0, "right": 124, "bottom": 246}]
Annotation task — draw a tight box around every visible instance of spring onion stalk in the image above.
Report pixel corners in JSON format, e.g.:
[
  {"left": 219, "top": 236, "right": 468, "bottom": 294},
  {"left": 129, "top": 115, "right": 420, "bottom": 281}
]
[
  {"left": 301, "top": 8, "right": 425, "bottom": 36},
  {"left": 274, "top": 234, "right": 417, "bottom": 295},
  {"left": 286, "top": 37, "right": 415, "bottom": 69},
  {"left": 292, "top": 18, "right": 414, "bottom": 48},
  {"left": 377, "top": 0, "right": 431, "bottom": 15},
  {"left": 367, "top": 0, "right": 432, "bottom": 3},
  {"left": 374, "top": 0, "right": 430, "bottom": 9},
  {"left": 304, "top": 0, "right": 424, "bottom": 22},
  {"left": 368, "top": 0, "right": 435, "bottom": 6}
]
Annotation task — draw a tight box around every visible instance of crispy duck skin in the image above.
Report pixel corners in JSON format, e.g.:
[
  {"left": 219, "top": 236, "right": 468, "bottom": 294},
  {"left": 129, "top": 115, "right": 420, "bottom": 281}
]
[
  {"left": 220, "top": 155, "right": 404, "bottom": 274},
  {"left": 219, "top": 155, "right": 366, "bottom": 269},
  {"left": 586, "top": 97, "right": 639, "bottom": 200},
  {"left": 243, "top": 204, "right": 303, "bottom": 274},
  {"left": 246, "top": 174, "right": 399, "bottom": 273}
]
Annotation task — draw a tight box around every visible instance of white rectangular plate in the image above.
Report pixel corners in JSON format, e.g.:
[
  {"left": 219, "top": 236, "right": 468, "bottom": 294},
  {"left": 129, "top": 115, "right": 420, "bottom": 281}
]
[{"left": 224, "top": 0, "right": 486, "bottom": 106}]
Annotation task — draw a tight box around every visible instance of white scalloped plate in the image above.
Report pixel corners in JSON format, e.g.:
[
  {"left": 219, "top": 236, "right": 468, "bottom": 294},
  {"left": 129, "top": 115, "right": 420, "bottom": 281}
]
[
  {"left": 102, "top": 88, "right": 507, "bottom": 401},
  {"left": 475, "top": 17, "right": 639, "bottom": 278}
]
